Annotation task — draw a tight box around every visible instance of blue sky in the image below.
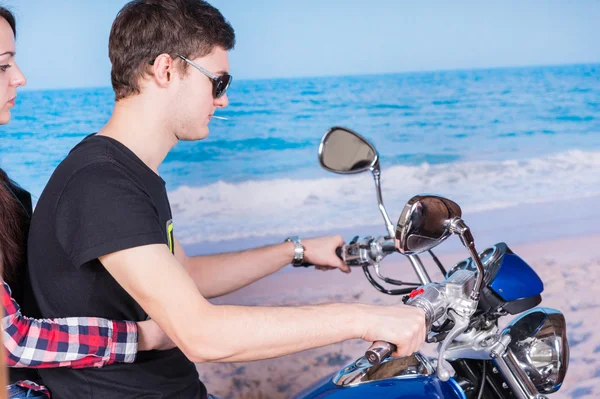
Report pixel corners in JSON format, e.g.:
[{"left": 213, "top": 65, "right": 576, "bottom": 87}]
[{"left": 7, "top": 0, "right": 600, "bottom": 91}]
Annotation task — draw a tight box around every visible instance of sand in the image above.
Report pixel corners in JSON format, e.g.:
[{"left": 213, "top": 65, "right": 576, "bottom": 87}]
[{"left": 192, "top": 233, "right": 600, "bottom": 398}]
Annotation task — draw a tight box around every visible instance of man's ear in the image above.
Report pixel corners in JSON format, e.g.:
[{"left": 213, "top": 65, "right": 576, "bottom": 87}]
[{"left": 150, "top": 54, "right": 175, "bottom": 88}]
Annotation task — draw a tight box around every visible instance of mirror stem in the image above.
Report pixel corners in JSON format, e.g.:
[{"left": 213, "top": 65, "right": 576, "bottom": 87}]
[
  {"left": 449, "top": 218, "right": 484, "bottom": 300},
  {"left": 371, "top": 163, "right": 395, "bottom": 238},
  {"left": 371, "top": 163, "right": 432, "bottom": 285},
  {"left": 408, "top": 255, "right": 432, "bottom": 284}
]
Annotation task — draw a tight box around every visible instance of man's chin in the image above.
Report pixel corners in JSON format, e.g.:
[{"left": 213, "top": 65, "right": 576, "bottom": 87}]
[
  {"left": 196, "top": 126, "right": 210, "bottom": 140},
  {"left": 178, "top": 126, "right": 210, "bottom": 142}
]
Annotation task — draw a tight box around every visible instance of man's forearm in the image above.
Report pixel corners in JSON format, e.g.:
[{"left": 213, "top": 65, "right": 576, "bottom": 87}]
[
  {"left": 179, "top": 302, "right": 362, "bottom": 363},
  {"left": 183, "top": 242, "right": 294, "bottom": 298},
  {"left": 100, "top": 244, "right": 426, "bottom": 367}
]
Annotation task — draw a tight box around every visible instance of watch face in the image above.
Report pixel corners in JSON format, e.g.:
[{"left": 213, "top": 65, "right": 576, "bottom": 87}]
[
  {"left": 293, "top": 243, "right": 304, "bottom": 259},
  {"left": 285, "top": 237, "right": 305, "bottom": 265}
]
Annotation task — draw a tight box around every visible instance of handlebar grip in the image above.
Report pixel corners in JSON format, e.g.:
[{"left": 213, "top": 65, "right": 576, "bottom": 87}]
[
  {"left": 365, "top": 341, "right": 396, "bottom": 366},
  {"left": 335, "top": 246, "right": 343, "bottom": 260}
]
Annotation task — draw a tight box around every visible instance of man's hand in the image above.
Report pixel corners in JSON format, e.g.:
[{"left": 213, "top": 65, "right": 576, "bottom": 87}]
[
  {"left": 360, "top": 304, "right": 427, "bottom": 357},
  {"left": 302, "top": 235, "right": 350, "bottom": 273}
]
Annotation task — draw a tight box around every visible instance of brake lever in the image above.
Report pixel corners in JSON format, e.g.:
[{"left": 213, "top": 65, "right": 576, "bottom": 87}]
[{"left": 436, "top": 309, "right": 471, "bottom": 381}]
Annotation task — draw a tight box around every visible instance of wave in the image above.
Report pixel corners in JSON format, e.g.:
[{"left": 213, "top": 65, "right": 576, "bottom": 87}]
[{"left": 168, "top": 150, "right": 600, "bottom": 244}]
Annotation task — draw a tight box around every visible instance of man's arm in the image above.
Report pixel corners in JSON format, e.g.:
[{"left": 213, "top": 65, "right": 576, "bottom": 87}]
[
  {"left": 173, "top": 235, "right": 348, "bottom": 299},
  {"left": 100, "top": 244, "right": 426, "bottom": 363}
]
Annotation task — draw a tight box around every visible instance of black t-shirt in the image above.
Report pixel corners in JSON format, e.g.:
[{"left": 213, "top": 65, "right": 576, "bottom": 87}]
[{"left": 23, "top": 135, "right": 205, "bottom": 399}]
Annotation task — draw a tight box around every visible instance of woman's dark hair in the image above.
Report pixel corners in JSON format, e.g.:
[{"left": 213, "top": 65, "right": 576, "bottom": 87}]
[
  {"left": 0, "top": 169, "right": 25, "bottom": 285},
  {"left": 0, "top": 6, "right": 16, "bottom": 37},
  {"left": 0, "top": 7, "right": 23, "bottom": 284}
]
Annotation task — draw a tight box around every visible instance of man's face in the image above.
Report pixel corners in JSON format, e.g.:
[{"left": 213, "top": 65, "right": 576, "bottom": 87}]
[
  {"left": 0, "top": 18, "right": 26, "bottom": 125},
  {"left": 172, "top": 46, "right": 230, "bottom": 141}
]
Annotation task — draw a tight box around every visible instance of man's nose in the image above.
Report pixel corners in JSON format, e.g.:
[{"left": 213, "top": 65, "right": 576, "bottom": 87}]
[{"left": 214, "top": 93, "right": 228, "bottom": 108}]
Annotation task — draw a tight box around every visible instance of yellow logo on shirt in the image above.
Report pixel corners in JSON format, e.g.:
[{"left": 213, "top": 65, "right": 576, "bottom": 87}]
[{"left": 166, "top": 219, "right": 174, "bottom": 255}]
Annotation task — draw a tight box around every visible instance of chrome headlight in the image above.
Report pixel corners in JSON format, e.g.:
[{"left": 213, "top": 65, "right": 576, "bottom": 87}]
[{"left": 502, "top": 307, "right": 569, "bottom": 394}]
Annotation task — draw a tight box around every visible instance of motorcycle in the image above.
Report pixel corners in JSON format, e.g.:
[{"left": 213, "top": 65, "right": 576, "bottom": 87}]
[{"left": 293, "top": 126, "right": 569, "bottom": 399}]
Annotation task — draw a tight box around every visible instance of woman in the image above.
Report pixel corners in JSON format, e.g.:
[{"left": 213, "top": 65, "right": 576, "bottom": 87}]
[{"left": 0, "top": 7, "right": 173, "bottom": 398}]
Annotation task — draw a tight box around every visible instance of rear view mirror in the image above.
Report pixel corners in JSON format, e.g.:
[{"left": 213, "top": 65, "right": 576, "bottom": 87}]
[
  {"left": 318, "top": 127, "right": 378, "bottom": 174},
  {"left": 395, "top": 195, "right": 463, "bottom": 254}
]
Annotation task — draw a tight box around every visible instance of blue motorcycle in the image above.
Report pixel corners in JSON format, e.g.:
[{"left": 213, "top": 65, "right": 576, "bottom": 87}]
[{"left": 294, "top": 126, "right": 569, "bottom": 399}]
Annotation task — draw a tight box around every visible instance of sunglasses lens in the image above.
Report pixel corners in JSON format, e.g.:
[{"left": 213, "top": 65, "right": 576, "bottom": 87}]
[{"left": 215, "top": 75, "right": 232, "bottom": 98}]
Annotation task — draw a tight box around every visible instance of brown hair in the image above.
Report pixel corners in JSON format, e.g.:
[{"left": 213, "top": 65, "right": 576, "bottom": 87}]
[
  {"left": 109, "top": 0, "right": 235, "bottom": 101},
  {"left": 0, "top": 169, "right": 25, "bottom": 285},
  {"left": 0, "top": 7, "right": 24, "bottom": 284}
]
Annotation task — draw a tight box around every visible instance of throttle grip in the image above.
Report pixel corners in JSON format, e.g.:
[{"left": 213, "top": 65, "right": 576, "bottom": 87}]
[
  {"left": 335, "top": 246, "right": 343, "bottom": 260},
  {"left": 364, "top": 287, "right": 441, "bottom": 366},
  {"left": 365, "top": 341, "right": 396, "bottom": 366}
]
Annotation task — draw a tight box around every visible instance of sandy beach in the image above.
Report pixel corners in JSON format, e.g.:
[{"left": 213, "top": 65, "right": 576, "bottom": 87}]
[{"left": 187, "top": 198, "right": 600, "bottom": 399}]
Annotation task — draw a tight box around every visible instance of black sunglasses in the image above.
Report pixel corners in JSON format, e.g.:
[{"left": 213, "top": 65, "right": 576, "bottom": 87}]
[{"left": 149, "top": 55, "right": 232, "bottom": 99}]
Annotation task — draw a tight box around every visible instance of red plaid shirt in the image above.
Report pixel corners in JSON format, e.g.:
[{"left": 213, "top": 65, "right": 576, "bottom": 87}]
[{"left": 2, "top": 279, "right": 138, "bottom": 368}]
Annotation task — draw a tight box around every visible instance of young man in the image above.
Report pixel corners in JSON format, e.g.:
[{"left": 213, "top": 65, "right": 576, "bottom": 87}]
[{"left": 23, "top": 1, "right": 426, "bottom": 398}]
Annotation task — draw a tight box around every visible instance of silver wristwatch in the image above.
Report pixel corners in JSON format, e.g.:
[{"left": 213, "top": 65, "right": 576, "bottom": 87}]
[{"left": 284, "top": 236, "right": 305, "bottom": 266}]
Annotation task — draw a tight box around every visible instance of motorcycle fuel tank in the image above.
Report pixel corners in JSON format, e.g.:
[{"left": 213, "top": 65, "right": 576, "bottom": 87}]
[
  {"left": 294, "top": 374, "right": 466, "bottom": 399},
  {"left": 293, "top": 354, "right": 466, "bottom": 399}
]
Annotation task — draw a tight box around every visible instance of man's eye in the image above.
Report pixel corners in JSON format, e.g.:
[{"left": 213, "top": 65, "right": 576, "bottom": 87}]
[{"left": 0, "top": 64, "right": 12, "bottom": 72}]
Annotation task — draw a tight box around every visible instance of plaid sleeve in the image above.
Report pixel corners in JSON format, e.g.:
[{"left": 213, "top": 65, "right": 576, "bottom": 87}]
[{"left": 1, "top": 279, "right": 138, "bottom": 368}]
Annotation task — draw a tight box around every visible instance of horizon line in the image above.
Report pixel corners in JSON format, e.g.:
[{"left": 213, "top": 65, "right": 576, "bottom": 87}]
[{"left": 19, "top": 60, "right": 600, "bottom": 93}]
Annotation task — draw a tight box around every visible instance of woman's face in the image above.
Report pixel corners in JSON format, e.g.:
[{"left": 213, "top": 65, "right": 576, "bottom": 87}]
[{"left": 0, "top": 17, "right": 26, "bottom": 125}]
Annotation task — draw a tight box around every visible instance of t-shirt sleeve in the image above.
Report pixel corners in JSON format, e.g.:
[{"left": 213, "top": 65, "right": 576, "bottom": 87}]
[{"left": 55, "top": 162, "right": 167, "bottom": 267}]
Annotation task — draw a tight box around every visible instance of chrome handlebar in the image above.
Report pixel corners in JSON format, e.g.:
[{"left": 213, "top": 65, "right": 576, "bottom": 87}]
[
  {"left": 343, "top": 235, "right": 482, "bottom": 382},
  {"left": 339, "top": 236, "right": 396, "bottom": 267},
  {"left": 364, "top": 269, "right": 479, "bottom": 382}
]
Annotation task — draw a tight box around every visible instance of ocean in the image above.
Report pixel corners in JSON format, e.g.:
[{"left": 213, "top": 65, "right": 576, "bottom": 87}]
[{"left": 1, "top": 63, "right": 599, "bottom": 245}]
